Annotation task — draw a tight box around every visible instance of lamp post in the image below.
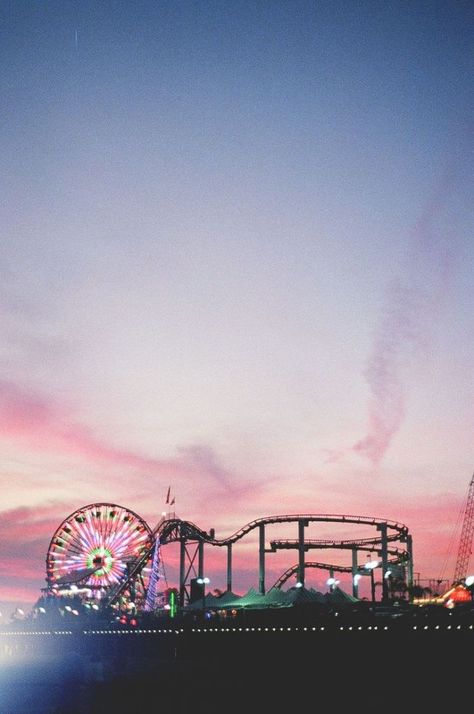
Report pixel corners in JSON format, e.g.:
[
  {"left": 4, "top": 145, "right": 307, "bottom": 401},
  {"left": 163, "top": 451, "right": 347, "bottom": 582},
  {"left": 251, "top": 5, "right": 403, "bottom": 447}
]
[{"left": 197, "top": 577, "right": 210, "bottom": 618}]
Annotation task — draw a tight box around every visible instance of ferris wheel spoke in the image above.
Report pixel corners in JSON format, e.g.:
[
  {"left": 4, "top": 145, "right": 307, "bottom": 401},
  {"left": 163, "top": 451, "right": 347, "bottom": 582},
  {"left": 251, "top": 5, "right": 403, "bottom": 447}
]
[{"left": 104, "top": 505, "right": 118, "bottom": 543}]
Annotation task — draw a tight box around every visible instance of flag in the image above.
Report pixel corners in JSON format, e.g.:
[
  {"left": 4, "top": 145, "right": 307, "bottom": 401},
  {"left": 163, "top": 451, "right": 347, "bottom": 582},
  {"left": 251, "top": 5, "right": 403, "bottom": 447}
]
[{"left": 166, "top": 486, "right": 170, "bottom": 504}]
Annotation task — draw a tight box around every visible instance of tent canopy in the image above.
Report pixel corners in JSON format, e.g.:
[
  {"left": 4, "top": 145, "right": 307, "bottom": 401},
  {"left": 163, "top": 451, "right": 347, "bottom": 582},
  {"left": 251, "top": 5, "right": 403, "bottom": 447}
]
[{"left": 187, "top": 585, "right": 356, "bottom": 610}]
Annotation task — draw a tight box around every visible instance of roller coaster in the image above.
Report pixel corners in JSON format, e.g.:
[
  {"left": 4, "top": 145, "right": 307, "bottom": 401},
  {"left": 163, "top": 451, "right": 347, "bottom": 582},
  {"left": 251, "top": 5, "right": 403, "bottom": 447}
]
[{"left": 45, "top": 503, "right": 413, "bottom": 609}]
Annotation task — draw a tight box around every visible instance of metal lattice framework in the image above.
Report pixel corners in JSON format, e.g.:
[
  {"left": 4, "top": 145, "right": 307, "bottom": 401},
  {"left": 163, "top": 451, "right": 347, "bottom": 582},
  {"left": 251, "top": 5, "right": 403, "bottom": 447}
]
[
  {"left": 453, "top": 473, "right": 474, "bottom": 583},
  {"left": 144, "top": 537, "right": 162, "bottom": 611}
]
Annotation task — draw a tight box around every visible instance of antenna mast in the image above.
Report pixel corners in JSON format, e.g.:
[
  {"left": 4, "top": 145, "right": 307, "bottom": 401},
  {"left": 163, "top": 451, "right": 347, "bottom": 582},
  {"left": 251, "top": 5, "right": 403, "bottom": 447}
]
[{"left": 453, "top": 473, "right": 474, "bottom": 582}]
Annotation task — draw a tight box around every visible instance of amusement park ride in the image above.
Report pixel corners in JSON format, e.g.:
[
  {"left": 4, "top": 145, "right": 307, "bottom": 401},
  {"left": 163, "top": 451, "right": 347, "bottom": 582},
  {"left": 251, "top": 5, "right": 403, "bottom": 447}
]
[
  {"left": 43, "top": 471, "right": 474, "bottom": 614},
  {"left": 45, "top": 503, "right": 414, "bottom": 613},
  {"left": 453, "top": 472, "right": 474, "bottom": 584},
  {"left": 412, "top": 472, "right": 474, "bottom": 604}
]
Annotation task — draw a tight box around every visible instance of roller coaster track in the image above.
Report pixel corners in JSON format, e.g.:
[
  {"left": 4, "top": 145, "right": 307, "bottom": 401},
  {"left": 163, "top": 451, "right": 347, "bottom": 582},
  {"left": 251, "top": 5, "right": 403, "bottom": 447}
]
[
  {"left": 107, "top": 513, "right": 410, "bottom": 607},
  {"left": 271, "top": 551, "right": 411, "bottom": 590},
  {"left": 268, "top": 535, "right": 401, "bottom": 552},
  {"left": 272, "top": 561, "right": 357, "bottom": 589},
  {"left": 156, "top": 513, "right": 409, "bottom": 546}
]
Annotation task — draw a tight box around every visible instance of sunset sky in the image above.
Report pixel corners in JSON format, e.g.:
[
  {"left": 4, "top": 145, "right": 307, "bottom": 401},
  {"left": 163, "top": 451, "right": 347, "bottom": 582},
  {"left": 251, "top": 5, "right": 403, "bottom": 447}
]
[{"left": 1, "top": 0, "right": 473, "bottom": 614}]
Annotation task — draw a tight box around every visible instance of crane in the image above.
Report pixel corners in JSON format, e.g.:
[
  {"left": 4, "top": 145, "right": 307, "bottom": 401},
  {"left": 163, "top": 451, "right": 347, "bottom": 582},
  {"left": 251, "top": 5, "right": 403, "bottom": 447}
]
[{"left": 453, "top": 472, "right": 474, "bottom": 583}]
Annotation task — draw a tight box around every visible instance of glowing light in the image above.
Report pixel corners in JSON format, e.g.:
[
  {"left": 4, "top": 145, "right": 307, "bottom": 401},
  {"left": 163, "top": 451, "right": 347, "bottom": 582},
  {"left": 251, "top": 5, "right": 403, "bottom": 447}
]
[
  {"left": 169, "top": 591, "right": 177, "bottom": 618},
  {"left": 46, "top": 503, "right": 153, "bottom": 595},
  {"left": 364, "top": 560, "right": 379, "bottom": 570}
]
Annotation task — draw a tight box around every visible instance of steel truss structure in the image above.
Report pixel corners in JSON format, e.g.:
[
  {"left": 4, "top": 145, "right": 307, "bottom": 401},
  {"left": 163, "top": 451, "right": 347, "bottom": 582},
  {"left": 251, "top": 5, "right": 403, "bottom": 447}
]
[{"left": 453, "top": 473, "right": 474, "bottom": 583}]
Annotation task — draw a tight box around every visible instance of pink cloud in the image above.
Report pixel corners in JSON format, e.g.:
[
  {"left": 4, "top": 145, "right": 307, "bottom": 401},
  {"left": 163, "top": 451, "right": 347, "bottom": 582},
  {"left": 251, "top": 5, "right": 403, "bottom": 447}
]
[
  {"left": 0, "top": 584, "right": 41, "bottom": 604},
  {"left": 0, "top": 504, "right": 73, "bottom": 605},
  {"left": 0, "top": 503, "right": 67, "bottom": 548},
  {"left": 0, "top": 378, "right": 183, "bottom": 474},
  {"left": 0, "top": 379, "right": 261, "bottom": 501}
]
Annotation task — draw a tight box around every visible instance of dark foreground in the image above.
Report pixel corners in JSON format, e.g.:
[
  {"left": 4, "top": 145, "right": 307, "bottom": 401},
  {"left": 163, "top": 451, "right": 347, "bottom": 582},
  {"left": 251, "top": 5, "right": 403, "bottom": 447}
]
[{"left": 1, "top": 611, "right": 472, "bottom": 712}]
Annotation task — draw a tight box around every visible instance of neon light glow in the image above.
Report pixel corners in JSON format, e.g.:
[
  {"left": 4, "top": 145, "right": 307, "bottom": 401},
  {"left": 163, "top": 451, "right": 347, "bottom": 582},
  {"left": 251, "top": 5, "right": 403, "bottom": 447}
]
[
  {"left": 169, "top": 591, "right": 177, "bottom": 618},
  {"left": 46, "top": 503, "right": 153, "bottom": 593}
]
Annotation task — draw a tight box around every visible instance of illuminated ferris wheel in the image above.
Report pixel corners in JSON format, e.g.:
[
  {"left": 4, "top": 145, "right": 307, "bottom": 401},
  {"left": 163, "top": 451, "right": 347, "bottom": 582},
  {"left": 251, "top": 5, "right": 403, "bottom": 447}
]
[{"left": 46, "top": 503, "right": 154, "bottom": 597}]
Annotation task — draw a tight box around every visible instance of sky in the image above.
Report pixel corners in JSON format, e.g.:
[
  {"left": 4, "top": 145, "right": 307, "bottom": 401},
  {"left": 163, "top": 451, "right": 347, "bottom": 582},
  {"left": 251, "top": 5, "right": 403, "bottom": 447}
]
[{"left": 0, "top": 0, "right": 473, "bottom": 615}]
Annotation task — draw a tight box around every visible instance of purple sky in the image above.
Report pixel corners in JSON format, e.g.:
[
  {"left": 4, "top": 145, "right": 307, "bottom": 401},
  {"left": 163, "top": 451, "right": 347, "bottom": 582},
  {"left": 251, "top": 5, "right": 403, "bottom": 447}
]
[{"left": 0, "top": 0, "right": 473, "bottom": 614}]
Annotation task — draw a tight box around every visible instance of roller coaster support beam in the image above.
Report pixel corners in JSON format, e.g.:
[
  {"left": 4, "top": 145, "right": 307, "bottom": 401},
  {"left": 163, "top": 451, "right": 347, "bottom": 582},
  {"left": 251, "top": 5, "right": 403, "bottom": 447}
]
[
  {"left": 378, "top": 523, "right": 389, "bottom": 603},
  {"left": 298, "top": 519, "right": 308, "bottom": 586},
  {"left": 227, "top": 543, "right": 232, "bottom": 592},
  {"left": 259, "top": 524, "right": 265, "bottom": 594},
  {"left": 179, "top": 537, "right": 186, "bottom": 607},
  {"left": 198, "top": 540, "right": 204, "bottom": 579},
  {"left": 406, "top": 534, "right": 414, "bottom": 600},
  {"left": 178, "top": 536, "right": 201, "bottom": 606},
  {"left": 352, "top": 548, "right": 359, "bottom": 598}
]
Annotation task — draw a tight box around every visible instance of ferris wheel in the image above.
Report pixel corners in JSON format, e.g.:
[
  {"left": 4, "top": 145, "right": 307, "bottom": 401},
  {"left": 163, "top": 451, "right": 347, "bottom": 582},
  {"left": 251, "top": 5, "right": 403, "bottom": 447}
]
[{"left": 46, "top": 503, "right": 154, "bottom": 597}]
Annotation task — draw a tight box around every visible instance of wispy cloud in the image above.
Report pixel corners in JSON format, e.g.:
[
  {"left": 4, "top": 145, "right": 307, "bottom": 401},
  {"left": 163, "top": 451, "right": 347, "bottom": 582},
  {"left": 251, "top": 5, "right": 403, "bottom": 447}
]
[
  {"left": 353, "top": 161, "right": 465, "bottom": 465},
  {"left": 352, "top": 280, "right": 414, "bottom": 463}
]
